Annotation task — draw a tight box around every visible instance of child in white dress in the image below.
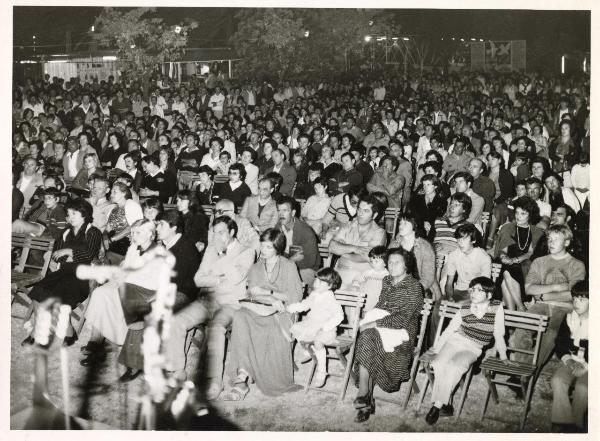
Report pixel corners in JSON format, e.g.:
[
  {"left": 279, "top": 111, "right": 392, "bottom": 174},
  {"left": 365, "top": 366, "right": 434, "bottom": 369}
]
[
  {"left": 287, "top": 268, "right": 344, "bottom": 387},
  {"left": 352, "top": 246, "right": 389, "bottom": 311}
]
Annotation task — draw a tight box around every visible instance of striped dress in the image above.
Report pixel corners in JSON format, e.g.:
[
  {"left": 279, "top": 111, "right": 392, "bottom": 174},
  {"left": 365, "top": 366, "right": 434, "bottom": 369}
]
[{"left": 353, "top": 275, "right": 424, "bottom": 392}]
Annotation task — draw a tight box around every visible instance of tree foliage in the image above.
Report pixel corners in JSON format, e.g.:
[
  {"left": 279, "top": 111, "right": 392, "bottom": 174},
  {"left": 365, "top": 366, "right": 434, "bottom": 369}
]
[
  {"left": 230, "top": 9, "right": 402, "bottom": 81},
  {"left": 91, "top": 7, "right": 197, "bottom": 80}
]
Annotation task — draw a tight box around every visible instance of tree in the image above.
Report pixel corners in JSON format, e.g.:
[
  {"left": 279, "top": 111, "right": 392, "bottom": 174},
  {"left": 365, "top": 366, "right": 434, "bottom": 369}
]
[
  {"left": 91, "top": 8, "right": 197, "bottom": 87},
  {"left": 230, "top": 9, "right": 307, "bottom": 81}
]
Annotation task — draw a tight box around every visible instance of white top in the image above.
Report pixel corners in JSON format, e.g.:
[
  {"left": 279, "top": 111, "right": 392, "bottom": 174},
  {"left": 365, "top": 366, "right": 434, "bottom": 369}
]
[
  {"left": 124, "top": 199, "right": 144, "bottom": 225},
  {"left": 245, "top": 163, "right": 259, "bottom": 195},
  {"left": 66, "top": 150, "right": 80, "bottom": 178}
]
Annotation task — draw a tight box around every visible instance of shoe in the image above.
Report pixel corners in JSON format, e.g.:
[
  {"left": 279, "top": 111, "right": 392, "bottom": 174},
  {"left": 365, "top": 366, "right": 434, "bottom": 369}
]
[
  {"left": 118, "top": 368, "right": 142, "bottom": 383},
  {"left": 62, "top": 333, "right": 78, "bottom": 347},
  {"left": 80, "top": 351, "right": 107, "bottom": 367},
  {"left": 80, "top": 341, "right": 105, "bottom": 355},
  {"left": 425, "top": 406, "right": 440, "bottom": 425},
  {"left": 354, "top": 397, "right": 375, "bottom": 423},
  {"left": 21, "top": 336, "right": 35, "bottom": 347},
  {"left": 440, "top": 404, "right": 454, "bottom": 417},
  {"left": 206, "top": 381, "right": 223, "bottom": 401},
  {"left": 313, "top": 371, "right": 328, "bottom": 388}
]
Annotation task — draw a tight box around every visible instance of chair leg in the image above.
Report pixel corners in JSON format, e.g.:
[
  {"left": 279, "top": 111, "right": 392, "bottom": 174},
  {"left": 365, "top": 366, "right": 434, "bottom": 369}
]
[
  {"left": 480, "top": 371, "right": 494, "bottom": 421},
  {"left": 520, "top": 376, "right": 535, "bottom": 430},
  {"left": 416, "top": 364, "right": 431, "bottom": 414},
  {"left": 455, "top": 366, "right": 473, "bottom": 419},
  {"left": 339, "top": 344, "right": 356, "bottom": 402},
  {"left": 304, "top": 348, "right": 317, "bottom": 393},
  {"left": 402, "top": 358, "right": 421, "bottom": 410}
]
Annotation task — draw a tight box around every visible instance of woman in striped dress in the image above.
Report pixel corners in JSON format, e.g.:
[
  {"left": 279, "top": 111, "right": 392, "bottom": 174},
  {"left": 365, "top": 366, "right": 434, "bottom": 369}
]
[
  {"left": 423, "top": 276, "right": 513, "bottom": 425},
  {"left": 352, "top": 247, "right": 424, "bottom": 423}
]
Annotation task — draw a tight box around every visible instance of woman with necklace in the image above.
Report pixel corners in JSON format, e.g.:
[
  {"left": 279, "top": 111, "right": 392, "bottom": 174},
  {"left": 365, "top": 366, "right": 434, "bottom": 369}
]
[
  {"left": 492, "top": 196, "right": 544, "bottom": 311},
  {"left": 222, "top": 229, "right": 303, "bottom": 400}
]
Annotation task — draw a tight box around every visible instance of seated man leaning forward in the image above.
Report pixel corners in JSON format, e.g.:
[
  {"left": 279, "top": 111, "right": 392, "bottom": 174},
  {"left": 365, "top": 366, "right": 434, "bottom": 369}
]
[
  {"left": 194, "top": 216, "right": 255, "bottom": 399},
  {"left": 328, "top": 194, "right": 387, "bottom": 287}
]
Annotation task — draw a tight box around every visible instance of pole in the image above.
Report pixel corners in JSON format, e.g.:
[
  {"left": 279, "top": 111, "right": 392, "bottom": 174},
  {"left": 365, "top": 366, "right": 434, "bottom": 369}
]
[{"left": 228, "top": 59, "right": 232, "bottom": 78}]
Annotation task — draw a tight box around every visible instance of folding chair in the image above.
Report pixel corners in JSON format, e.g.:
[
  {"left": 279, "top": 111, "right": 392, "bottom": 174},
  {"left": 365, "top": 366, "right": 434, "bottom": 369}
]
[
  {"left": 384, "top": 207, "right": 401, "bottom": 241},
  {"left": 480, "top": 309, "right": 548, "bottom": 430},
  {"left": 318, "top": 244, "right": 332, "bottom": 268},
  {"left": 304, "top": 289, "right": 367, "bottom": 401},
  {"left": 163, "top": 203, "right": 177, "bottom": 211},
  {"left": 11, "top": 234, "right": 55, "bottom": 319},
  {"left": 411, "top": 301, "right": 477, "bottom": 419},
  {"left": 214, "top": 175, "right": 230, "bottom": 184},
  {"left": 177, "top": 171, "right": 199, "bottom": 190}
]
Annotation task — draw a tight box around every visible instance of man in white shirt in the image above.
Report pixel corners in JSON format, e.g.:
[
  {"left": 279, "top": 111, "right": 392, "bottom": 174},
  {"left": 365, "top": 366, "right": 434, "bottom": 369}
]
[
  {"left": 209, "top": 86, "right": 226, "bottom": 118},
  {"left": 86, "top": 176, "right": 116, "bottom": 233},
  {"left": 526, "top": 177, "right": 552, "bottom": 228},
  {"left": 382, "top": 110, "right": 398, "bottom": 138},
  {"left": 193, "top": 216, "right": 255, "bottom": 399},
  {"left": 452, "top": 172, "right": 485, "bottom": 226}
]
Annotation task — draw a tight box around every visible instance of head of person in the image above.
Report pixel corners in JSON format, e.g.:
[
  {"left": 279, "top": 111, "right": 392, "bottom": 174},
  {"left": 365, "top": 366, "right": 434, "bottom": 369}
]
[
  {"left": 544, "top": 172, "right": 564, "bottom": 194},
  {"left": 272, "top": 148, "right": 285, "bottom": 166},
  {"left": 313, "top": 267, "right": 342, "bottom": 292},
  {"left": 42, "top": 187, "right": 62, "bottom": 210},
  {"left": 83, "top": 152, "right": 98, "bottom": 171},
  {"left": 452, "top": 171, "right": 474, "bottom": 193},
  {"left": 368, "top": 245, "right": 388, "bottom": 271},
  {"left": 454, "top": 223, "right": 483, "bottom": 253},
  {"left": 176, "top": 190, "right": 200, "bottom": 214},
  {"left": 468, "top": 158, "right": 486, "bottom": 179},
  {"left": 227, "top": 162, "right": 246, "bottom": 183},
  {"left": 312, "top": 176, "right": 329, "bottom": 197},
  {"left": 141, "top": 197, "right": 164, "bottom": 221},
  {"left": 356, "top": 194, "right": 381, "bottom": 226},
  {"left": 110, "top": 181, "right": 133, "bottom": 205},
  {"left": 142, "top": 155, "right": 160, "bottom": 174},
  {"left": 380, "top": 155, "right": 399, "bottom": 176},
  {"left": 22, "top": 156, "right": 38, "bottom": 176},
  {"left": 265, "top": 172, "right": 283, "bottom": 194},
  {"left": 453, "top": 137, "right": 468, "bottom": 156},
  {"left": 512, "top": 196, "right": 540, "bottom": 226},
  {"left": 130, "top": 218, "right": 156, "bottom": 247},
  {"left": 259, "top": 228, "right": 287, "bottom": 260},
  {"left": 65, "top": 198, "right": 93, "bottom": 228},
  {"left": 468, "top": 276, "right": 496, "bottom": 304},
  {"left": 214, "top": 199, "right": 236, "bottom": 219},
  {"left": 448, "top": 192, "right": 472, "bottom": 220},
  {"left": 571, "top": 280, "right": 589, "bottom": 316},
  {"left": 277, "top": 196, "right": 299, "bottom": 227},
  {"left": 89, "top": 175, "right": 109, "bottom": 200},
  {"left": 212, "top": 215, "right": 238, "bottom": 252},
  {"left": 386, "top": 247, "right": 417, "bottom": 279},
  {"left": 341, "top": 151, "right": 355, "bottom": 171},
  {"left": 550, "top": 203, "right": 575, "bottom": 227},
  {"left": 545, "top": 224, "right": 573, "bottom": 255},
  {"left": 525, "top": 177, "right": 544, "bottom": 202},
  {"left": 156, "top": 210, "right": 184, "bottom": 242}
]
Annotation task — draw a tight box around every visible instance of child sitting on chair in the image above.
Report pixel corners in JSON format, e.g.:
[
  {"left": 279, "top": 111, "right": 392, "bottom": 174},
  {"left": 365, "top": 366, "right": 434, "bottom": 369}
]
[
  {"left": 352, "top": 246, "right": 389, "bottom": 311},
  {"left": 423, "top": 276, "right": 513, "bottom": 425},
  {"left": 551, "top": 280, "right": 588, "bottom": 433},
  {"left": 287, "top": 267, "right": 344, "bottom": 387}
]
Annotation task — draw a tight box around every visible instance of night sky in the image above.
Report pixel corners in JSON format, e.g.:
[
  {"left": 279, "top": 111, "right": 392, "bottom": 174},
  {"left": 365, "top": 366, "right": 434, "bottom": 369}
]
[{"left": 13, "top": 7, "right": 590, "bottom": 70}]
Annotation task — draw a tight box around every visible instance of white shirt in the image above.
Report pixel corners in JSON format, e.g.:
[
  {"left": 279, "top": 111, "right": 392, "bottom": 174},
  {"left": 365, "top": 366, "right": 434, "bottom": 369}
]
[
  {"left": 536, "top": 199, "right": 551, "bottom": 218},
  {"left": 209, "top": 93, "right": 225, "bottom": 111},
  {"left": 163, "top": 233, "right": 183, "bottom": 250},
  {"left": 67, "top": 150, "right": 80, "bottom": 177},
  {"left": 245, "top": 163, "right": 259, "bottom": 195},
  {"left": 18, "top": 174, "right": 33, "bottom": 193}
]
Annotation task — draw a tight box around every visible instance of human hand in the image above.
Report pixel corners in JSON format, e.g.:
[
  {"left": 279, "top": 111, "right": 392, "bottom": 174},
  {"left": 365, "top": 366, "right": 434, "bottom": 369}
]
[
  {"left": 49, "top": 260, "right": 60, "bottom": 272},
  {"left": 424, "top": 221, "right": 431, "bottom": 233},
  {"left": 272, "top": 299, "right": 285, "bottom": 312}
]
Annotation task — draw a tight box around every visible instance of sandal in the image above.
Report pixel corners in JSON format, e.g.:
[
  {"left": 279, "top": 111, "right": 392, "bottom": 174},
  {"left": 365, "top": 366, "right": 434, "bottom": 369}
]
[
  {"left": 221, "top": 382, "right": 250, "bottom": 401},
  {"left": 313, "top": 371, "right": 328, "bottom": 388}
]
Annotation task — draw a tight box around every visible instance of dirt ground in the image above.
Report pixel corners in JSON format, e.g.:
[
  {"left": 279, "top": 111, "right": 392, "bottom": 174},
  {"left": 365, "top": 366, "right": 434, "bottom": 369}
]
[{"left": 10, "top": 302, "right": 558, "bottom": 432}]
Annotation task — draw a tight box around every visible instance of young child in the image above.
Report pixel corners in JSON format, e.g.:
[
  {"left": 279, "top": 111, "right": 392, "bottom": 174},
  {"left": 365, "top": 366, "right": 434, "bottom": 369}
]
[
  {"left": 352, "top": 246, "right": 389, "bottom": 311},
  {"left": 287, "top": 268, "right": 344, "bottom": 387},
  {"left": 551, "top": 280, "right": 588, "bottom": 433},
  {"left": 424, "top": 277, "right": 512, "bottom": 425}
]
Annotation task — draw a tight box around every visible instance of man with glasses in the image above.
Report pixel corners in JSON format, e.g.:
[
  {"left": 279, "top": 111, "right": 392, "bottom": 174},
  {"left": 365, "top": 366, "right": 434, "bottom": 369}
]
[
  {"left": 240, "top": 177, "right": 278, "bottom": 233},
  {"left": 210, "top": 199, "right": 260, "bottom": 257}
]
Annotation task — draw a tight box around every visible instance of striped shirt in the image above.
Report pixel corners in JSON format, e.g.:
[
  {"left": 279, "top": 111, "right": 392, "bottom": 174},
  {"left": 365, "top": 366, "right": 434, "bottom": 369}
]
[{"left": 458, "top": 300, "right": 502, "bottom": 346}]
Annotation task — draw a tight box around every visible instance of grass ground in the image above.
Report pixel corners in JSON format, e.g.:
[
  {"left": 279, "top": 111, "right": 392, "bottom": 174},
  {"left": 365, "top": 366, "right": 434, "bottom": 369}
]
[{"left": 10, "top": 302, "right": 558, "bottom": 432}]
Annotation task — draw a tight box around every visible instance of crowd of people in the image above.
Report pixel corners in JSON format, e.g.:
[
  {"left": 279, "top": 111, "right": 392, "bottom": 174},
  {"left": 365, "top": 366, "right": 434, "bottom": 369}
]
[{"left": 12, "top": 69, "right": 589, "bottom": 431}]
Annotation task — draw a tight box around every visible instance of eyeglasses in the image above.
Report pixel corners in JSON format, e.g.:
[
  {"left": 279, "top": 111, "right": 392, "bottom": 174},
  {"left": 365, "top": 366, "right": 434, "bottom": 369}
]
[
  {"left": 468, "top": 286, "right": 486, "bottom": 293},
  {"left": 215, "top": 209, "right": 232, "bottom": 215}
]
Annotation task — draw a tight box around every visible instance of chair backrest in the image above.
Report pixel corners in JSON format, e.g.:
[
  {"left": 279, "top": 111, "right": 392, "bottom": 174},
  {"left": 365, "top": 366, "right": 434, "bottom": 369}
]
[
  {"left": 201, "top": 204, "right": 215, "bottom": 223},
  {"left": 384, "top": 207, "right": 401, "bottom": 239},
  {"left": 435, "top": 253, "right": 446, "bottom": 282},
  {"left": 480, "top": 211, "right": 491, "bottom": 238},
  {"left": 163, "top": 203, "right": 177, "bottom": 211},
  {"left": 214, "top": 175, "right": 230, "bottom": 184},
  {"left": 432, "top": 300, "right": 463, "bottom": 344},
  {"left": 334, "top": 289, "right": 367, "bottom": 340},
  {"left": 12, "top": 233, "right": 55, "bottom": 276},
  {"left": 503, "top": 309, "right": 549, "bottom": 366},
  {"left": 318, "top": 244, "right": 332, "bottom": 268},
  {"left": 413, "top": 298, "right": 434, "bottom": 356}
]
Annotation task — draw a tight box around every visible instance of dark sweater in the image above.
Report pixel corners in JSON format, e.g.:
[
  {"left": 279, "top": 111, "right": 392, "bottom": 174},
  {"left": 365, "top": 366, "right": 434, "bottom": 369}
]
[{"left": 169, "top": 235, "right": 202, "bottom": 299}]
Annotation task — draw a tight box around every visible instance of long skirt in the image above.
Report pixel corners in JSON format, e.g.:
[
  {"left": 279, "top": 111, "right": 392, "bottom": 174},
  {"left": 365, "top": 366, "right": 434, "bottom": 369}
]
[{"left": 225, "top": 308, "right": 302, "bottom": 396}]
